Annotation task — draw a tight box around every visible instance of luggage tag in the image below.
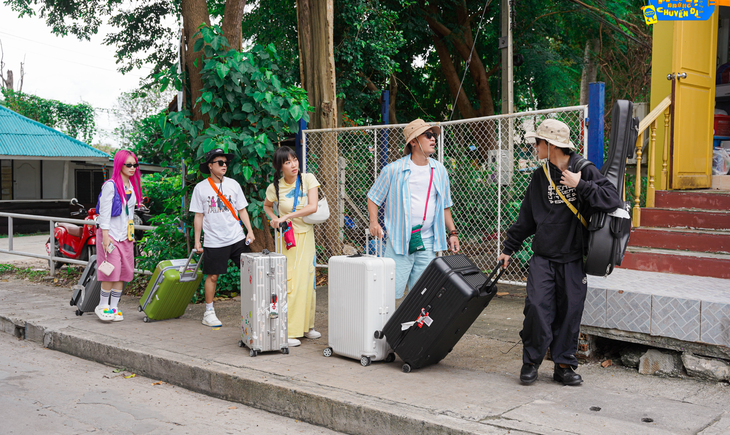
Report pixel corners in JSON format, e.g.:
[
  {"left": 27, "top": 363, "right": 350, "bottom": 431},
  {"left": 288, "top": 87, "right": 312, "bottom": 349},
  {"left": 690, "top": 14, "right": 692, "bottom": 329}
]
[{"left": 401, "top": 308, "right": 433, "bottom": 330}]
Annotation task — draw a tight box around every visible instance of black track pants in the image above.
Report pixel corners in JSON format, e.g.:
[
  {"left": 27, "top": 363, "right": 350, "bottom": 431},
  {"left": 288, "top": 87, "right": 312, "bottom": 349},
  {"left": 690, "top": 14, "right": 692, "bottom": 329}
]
[{"left": 520, "top": 255, "right": 587, "bottom": 368}]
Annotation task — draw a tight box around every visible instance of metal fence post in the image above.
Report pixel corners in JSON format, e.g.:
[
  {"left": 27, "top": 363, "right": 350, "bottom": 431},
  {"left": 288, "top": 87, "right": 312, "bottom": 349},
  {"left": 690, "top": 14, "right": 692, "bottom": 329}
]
[
  {"left": 49, "top": 220, "right": 55, "bottom": 276},
  {"left": 296, "top": 118, "right": 307, "bottom": 172},
  {"left": 588, "top": 82, "right": 605, "bottom": 169},
  {"left": 8, "top": 217, "right": 13, "bottom": 252}
]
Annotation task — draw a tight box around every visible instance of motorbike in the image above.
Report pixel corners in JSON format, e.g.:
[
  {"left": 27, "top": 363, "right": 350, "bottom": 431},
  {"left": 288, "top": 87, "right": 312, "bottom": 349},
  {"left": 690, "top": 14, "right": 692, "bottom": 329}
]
[{"left": 46, "top": 198, "right": 98, "bottom": 270}]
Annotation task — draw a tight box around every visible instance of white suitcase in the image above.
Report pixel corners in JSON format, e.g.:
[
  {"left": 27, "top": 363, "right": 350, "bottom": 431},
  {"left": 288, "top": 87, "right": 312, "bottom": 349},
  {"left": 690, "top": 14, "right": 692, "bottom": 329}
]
[
  {"left": 239, "top": 243, "right": 289, "bottom": 356},
  {"left": 324, "top": 234, "right": 396, "bottom": 366}
]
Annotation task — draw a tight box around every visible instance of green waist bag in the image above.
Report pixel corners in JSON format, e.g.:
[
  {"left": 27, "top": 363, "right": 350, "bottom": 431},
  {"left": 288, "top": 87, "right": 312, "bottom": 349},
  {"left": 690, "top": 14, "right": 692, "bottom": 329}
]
[
  {"left": 408, "top": 167, "right": 433, "bottom": 255},
  {"left": 409, "top": 224, "right": 425, "bottom": 254}
]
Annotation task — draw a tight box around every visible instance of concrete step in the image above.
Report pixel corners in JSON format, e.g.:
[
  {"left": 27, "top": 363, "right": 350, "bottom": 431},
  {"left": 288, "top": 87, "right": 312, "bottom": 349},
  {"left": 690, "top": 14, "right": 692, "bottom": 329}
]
[
  {"left": 655, "top": 190, "right": 730, "bottom": 211},
  {"left": 629, "top": 227, "right": 730, "bottom": 254},
  {"left": 619, "top": 247, "right": 730, "bottom": 279},
  {"left": 640, "top": 208, "right": 730, "bottom": 230}
]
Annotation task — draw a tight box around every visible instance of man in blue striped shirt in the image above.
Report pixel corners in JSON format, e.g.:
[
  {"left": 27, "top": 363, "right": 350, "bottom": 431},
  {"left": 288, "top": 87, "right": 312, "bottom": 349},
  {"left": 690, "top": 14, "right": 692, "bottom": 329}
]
[{"left": 367, "top": 119, "right": 460, "bottom": 303}]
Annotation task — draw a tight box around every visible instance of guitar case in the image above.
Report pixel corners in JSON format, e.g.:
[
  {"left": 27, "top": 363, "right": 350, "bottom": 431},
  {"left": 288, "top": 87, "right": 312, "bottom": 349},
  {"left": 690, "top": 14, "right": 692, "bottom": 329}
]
[{"left": 584, "top": 100, "right": 639, "bottom": 277}]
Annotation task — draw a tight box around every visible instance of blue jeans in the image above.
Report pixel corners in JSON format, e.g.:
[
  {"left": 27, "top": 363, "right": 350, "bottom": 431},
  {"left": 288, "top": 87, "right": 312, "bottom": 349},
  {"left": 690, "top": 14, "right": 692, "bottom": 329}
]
[{"left": 385, "top": 236, "right": 436, "bottom": 299}]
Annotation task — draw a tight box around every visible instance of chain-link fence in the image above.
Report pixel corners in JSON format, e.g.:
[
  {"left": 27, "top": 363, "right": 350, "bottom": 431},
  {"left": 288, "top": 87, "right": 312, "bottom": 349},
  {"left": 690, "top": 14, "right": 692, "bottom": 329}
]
[{"left": 303, "top": 106, "right": 587, "bottom": 285}]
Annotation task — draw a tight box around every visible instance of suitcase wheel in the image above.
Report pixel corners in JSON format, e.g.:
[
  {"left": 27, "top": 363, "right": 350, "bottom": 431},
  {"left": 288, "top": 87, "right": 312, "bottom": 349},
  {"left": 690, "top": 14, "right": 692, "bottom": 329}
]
[
  {"left": 323, "top": 347, "right": 333, "bottom": 357},
  {"left": 360, "top": 356, "right": 371, "bottom": 367},
  {"left": 137, "top": 306, "right": 143, "bottom": 312},
  {"left": 69, "top": 298, "right": 74, "bottom": 306},
  {"left": 385, "top": 353, "right": 396, "bottom": 363},
  {"left": 143, "top": 316, "right": 150, "bottom": 323},
  {"left": 282, "top": 348, "right": 289, "bottom": 355},
  {"left": 402, "top": 363, "right": 412, "bottom": 373},
  {"left": 75, "top": 309, "right": 83, "bottom": 316},
  {"left": 238, "top": 340, "right": 245, "bottom": 348},
  {"left": 249, "top": 349, "right": 258, "bottom": 357},
  {"left": 374, "top": 330, "right": 384, "bottom": 339}
]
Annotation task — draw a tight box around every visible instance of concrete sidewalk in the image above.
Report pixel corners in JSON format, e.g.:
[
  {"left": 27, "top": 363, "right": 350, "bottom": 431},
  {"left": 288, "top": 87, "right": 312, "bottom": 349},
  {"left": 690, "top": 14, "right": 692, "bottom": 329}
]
[{"left": 1, "top": 280, "right": 729, "bottom": 435}]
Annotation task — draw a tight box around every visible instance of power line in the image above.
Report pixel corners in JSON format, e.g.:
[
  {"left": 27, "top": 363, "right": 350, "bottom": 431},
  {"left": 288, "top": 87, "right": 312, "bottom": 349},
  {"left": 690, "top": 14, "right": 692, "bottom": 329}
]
[{"left": 448, "top": 0, "right": 494, "bottom": 121}]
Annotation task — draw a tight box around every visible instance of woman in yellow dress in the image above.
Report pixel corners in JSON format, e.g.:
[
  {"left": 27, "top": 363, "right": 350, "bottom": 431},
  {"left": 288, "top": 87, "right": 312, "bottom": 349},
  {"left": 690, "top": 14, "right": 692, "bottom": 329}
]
[{"left": 264, "top": 146, "right": 321, "bottom": 347}]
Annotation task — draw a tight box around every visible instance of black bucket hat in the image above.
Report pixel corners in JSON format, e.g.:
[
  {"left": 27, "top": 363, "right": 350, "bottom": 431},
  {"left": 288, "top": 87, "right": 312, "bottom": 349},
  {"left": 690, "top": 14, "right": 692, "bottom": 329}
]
[{"left": 199, "top": 148, "right": 235, "bottom": 174}]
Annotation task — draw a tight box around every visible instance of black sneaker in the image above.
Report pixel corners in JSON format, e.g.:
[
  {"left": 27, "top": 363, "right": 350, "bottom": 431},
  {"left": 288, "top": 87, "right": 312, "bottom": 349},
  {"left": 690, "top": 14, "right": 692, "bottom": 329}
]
[
  {"left": 553, "top": 365, "right": 583, "bottom": 386},
  {"left": 520, "top": 363, "right": 538, "bottom": 384}
]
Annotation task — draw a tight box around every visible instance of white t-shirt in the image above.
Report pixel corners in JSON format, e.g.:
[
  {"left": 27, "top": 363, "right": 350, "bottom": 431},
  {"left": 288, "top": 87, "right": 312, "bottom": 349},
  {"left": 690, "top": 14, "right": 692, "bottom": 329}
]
[
  {"left": 409, "top": 160, "right": 437, "bottom": 239},
  {"left": 189, "top": 176, "right": 248, "bottom": 248}
]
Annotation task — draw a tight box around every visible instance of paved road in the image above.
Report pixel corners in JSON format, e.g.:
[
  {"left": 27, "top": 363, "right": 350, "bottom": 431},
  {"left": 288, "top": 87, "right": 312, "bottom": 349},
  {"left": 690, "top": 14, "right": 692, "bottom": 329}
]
[
  {"left": 0, "top": 333, "right": 342, "bottom": 435},
  {"left": 0, "top": 234, "right": 50, "bottom": 267}
]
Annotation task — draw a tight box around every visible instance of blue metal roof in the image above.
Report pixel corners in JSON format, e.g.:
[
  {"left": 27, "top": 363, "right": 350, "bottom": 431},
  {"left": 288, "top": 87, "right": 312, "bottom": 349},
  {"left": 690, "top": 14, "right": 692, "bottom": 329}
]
[{"left": 0, "top": 105, "right": 109, "bottom": 158}]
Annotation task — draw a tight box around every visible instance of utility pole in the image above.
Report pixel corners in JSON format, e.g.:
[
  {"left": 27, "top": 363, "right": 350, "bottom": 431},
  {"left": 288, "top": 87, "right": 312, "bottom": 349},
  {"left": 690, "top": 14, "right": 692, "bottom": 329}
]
[{"left": 500, "top": 0, "right": 513, "bottom": 115}]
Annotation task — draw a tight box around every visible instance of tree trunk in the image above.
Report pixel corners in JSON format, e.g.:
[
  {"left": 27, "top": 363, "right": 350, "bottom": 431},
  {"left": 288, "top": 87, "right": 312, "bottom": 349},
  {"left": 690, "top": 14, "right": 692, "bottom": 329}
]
[
  {"left": 297, "top": 0, "right": 340, "bottom": 257},
  {"left": 389, "top": 73, "right": 398, "bottom": 124},
  {"left": 249, "top": 213, "right": 276, "bottom": 252},
  {"left": 181, "top": 0, "right": 211, "bottom": 124},
  {"left": 580, "top": 38, "right": 600, "bottom": 105},
  {"left": 221, "top": 0, "right": 247, "bottom": 50}
]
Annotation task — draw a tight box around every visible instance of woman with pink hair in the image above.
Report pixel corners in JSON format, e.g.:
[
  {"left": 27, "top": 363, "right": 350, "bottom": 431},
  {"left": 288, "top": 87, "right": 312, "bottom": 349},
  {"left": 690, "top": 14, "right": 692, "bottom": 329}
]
[{"left": 94, "top": 150, "right": 143, "bottom": 322}]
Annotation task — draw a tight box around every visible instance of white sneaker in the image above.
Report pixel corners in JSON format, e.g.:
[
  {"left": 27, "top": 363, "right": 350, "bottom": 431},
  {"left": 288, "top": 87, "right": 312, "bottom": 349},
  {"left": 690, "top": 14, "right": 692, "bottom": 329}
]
[
  {"left": 304, "top": 329, "right": 321, "bottom": 339},
  {"left": 287, "top": 338, "right": 301, "bottom": 347},
  {"left": 202, "top": 309, "right": 222, "bottom": 327}
]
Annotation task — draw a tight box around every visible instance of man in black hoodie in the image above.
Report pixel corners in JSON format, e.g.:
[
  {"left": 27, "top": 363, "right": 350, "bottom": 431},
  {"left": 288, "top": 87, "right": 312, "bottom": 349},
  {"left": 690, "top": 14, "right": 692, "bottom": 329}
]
[{"left": 497, "top": 119, "right": 621, "bottom": 386}]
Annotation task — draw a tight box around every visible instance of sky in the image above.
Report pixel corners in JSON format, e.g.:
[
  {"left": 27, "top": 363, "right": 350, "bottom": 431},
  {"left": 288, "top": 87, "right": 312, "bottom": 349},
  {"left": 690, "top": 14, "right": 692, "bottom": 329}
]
[{"left": 0, "top": 3, "right": 159, "bottom": 146}]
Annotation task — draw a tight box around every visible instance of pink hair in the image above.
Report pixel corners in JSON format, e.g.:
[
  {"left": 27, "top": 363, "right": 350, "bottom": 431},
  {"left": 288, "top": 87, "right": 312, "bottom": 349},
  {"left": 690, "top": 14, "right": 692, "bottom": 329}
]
[{"left": 111, "top": 150, "right": 142, "bottom": 207}]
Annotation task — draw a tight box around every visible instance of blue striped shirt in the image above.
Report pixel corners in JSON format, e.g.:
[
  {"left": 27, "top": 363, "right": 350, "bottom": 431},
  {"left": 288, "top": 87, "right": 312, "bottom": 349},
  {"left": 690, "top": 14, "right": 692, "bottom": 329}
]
[{"left": 368, "top": 156, "right": 453, "bottom": 255}]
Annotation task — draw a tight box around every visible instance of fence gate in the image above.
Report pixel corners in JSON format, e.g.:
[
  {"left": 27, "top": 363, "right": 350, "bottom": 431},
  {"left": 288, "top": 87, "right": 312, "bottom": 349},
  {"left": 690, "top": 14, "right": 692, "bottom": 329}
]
[{"left": 303, "top": 106, "right": 588, "bottom": 285}]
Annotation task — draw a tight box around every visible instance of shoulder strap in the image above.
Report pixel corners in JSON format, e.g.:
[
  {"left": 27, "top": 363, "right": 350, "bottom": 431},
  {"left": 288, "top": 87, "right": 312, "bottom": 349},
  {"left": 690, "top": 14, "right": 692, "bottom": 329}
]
[
  {"left": 208, "top": 177, "right": 239, "bottom": 222},
  {"left": 542, "top": 164, "right": 588, "bottom": 228},
  {"left": 573, "top": 156, "right": 594, "bottom": 173}
]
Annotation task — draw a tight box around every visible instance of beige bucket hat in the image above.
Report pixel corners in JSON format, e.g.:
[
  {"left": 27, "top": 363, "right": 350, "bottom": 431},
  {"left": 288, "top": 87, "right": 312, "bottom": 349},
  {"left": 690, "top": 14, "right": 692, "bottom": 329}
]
[
  {"left": 403, "top": 119, "right": 441, "bottom": 153},
  {"left": 524, "top": 119, "right": 574, "bottom": 149}
]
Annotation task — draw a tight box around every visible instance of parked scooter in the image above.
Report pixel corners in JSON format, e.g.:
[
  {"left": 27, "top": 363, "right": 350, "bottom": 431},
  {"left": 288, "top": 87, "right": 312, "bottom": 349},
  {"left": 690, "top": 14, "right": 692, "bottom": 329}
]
[{"left": 45, "top": 198, "right": 98, "bottom": 269}]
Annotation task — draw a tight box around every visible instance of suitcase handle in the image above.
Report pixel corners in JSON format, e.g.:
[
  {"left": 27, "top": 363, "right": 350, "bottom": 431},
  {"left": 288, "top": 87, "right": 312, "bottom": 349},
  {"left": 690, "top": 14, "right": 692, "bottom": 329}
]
[
  {"left": 480, "top": 260, "right": 508, "bottom": 296},
  {"left": 364, "top": 228, "right": 386, "bottom": 257},
  {"left": 180, "top": 250, "right": 202, "bottom": 282}
]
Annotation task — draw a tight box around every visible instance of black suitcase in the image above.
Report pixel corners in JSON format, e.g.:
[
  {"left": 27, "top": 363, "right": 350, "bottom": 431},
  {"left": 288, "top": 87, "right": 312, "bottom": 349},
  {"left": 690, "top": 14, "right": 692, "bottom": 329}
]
[
  {"left": 584, "top": 100, "right": 638, "bottom": 276},
  {"left": 70, "top": 255, "right": 103, "bottom": 316},
  {"left": 378, "top": 255, "right": 505, "bottom": 373}
]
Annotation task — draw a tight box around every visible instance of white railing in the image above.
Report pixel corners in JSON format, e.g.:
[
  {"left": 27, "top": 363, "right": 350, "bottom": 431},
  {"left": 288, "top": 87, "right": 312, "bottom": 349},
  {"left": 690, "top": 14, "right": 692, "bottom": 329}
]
[{"left": 0, "top": 212, "right": 155, "bottom": 276}]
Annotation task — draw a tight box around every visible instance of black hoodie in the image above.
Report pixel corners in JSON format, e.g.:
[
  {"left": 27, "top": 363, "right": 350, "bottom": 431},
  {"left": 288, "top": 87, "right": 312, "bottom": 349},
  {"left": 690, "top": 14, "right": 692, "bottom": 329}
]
[{"left": 502, "top": 152, "right": 623, "bottom": 263}]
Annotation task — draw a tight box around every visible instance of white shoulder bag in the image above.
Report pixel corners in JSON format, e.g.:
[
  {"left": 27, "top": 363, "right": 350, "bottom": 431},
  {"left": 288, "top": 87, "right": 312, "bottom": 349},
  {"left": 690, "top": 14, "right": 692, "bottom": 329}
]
[{"left": 302, "top": 176, "right": 330, "bottom": 224}]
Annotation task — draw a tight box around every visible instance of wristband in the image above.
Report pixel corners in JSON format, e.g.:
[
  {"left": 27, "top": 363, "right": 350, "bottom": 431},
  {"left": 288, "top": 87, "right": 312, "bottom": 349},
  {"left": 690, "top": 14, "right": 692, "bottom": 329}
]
[{"left": 448, "top": 230, "right": 458, "bottom": 238}]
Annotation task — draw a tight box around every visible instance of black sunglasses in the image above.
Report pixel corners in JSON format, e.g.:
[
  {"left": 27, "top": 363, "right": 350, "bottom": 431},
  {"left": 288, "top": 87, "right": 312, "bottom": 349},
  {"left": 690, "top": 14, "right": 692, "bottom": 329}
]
[
  {"left": 123, "top": 163, "right": 140, "bottom": 168},
  {"left": 421, "top": 131, "right": 436, "bottom": 140},
  {"left": 212, "top": 160, "right": 228, "bottom": 166}
]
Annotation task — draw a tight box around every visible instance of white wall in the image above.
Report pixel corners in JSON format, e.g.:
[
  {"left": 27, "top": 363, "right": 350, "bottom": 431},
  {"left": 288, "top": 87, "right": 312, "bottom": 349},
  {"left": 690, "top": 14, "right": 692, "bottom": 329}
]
[{"left": 42, "top": 160, "right": 65, "bottom": 199}]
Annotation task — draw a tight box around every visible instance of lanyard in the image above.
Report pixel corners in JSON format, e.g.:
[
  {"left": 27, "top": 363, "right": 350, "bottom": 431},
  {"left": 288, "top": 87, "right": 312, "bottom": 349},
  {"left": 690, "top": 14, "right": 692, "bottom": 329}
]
[{"left": 421, "top": 167, "right": 434, "bottom": 224}]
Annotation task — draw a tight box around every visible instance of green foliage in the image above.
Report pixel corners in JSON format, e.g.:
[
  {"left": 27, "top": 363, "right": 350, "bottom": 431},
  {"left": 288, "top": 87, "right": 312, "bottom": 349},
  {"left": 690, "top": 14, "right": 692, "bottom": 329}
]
[
  {"left": 164, "top": 25, "right": 313, "bottom": 229},
  {"left": 137, "top": 214, "right": 190, "bottom": 273},
  {"left": 1, "top": 89, "right": 96, "bottom": 143},
  {"left": 141, "top": 170, "right": 184, "bottom": 216}
]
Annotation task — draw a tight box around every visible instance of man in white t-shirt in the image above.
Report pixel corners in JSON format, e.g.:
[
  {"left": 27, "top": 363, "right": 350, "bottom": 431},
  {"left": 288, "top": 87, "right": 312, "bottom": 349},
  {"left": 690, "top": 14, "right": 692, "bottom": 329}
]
[{"left": 190, "top": 148, "right": 255, "bottom": 327}]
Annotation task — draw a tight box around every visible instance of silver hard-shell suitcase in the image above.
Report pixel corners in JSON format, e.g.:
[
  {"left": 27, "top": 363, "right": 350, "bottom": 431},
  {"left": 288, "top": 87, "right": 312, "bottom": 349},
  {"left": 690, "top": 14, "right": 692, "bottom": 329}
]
[
  {"left": 239, "top": 230, "right": 289, "bottom": 356},
  {"left": 323, "top": 231, "right": 396, "bottom": 366},
  {"left": 70, "top": 255, "right": 102, "bottom": 316}
]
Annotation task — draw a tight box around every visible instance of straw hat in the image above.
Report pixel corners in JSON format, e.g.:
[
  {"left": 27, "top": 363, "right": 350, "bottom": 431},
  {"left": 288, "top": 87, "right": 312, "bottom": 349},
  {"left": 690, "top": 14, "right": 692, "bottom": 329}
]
[
  {"left": 402, "top": 119, "right": 441, "bottom": 153},
  {"left": 524, "top": 119, "right": 574, "bottom": 149}
]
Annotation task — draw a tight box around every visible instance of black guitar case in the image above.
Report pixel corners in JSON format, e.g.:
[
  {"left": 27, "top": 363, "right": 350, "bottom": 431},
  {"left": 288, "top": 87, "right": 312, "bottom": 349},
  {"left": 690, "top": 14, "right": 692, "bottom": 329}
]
[{"left": 584, "top": 100, "right": 639, "bottom": 277}]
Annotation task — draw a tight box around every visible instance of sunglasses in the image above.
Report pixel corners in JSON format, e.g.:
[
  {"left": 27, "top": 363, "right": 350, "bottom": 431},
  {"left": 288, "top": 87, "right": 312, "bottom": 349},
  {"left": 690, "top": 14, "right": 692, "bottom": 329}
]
[
  {"left": 123, "top": 163, "right": 140, "bottom": 168},
  {"left": 421, "top": 131, "right": 436, "bottom": 140},
  {"left": 212, "top": 160, "right": 228, "bottom": 166}
]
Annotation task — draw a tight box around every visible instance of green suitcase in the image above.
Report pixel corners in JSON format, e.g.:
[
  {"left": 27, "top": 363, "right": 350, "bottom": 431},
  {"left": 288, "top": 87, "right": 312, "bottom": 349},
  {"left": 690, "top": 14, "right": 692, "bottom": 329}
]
[{"left": 139, "top": 251, "right": 202, "bottom": 322}]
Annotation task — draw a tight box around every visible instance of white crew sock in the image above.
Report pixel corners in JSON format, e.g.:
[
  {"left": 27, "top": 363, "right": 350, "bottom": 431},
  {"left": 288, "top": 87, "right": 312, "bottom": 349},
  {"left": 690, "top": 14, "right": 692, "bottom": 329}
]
[
  {"left": 206, "top": 302, "right": 214, "bottom": 311},
  {"left": 98, "top": 289, "right": 111, "bottom": 308},
  {"left": 110, "top": 289, "right": 122, "bottom": 310}
]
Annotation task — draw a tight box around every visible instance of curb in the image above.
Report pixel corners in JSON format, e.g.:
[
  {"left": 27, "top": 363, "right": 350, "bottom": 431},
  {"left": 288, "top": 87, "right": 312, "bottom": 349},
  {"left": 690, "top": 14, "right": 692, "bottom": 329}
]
[{"left": 1, "top": 313, "right": 513, "bottom": 435}]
